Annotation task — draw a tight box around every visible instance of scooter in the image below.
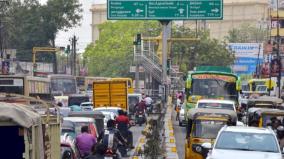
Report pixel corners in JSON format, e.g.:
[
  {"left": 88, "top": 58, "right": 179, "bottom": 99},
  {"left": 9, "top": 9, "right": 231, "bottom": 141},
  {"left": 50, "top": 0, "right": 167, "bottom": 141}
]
[{"left": 135, "top": 110, "right": 146, "bottom": 126}]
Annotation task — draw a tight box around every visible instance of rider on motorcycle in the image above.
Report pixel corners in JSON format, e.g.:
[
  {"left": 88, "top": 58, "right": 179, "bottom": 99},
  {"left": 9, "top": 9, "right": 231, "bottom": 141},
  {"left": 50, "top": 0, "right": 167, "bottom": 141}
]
[
  {"left": 97, "top": 119, "right": 128, "bottom": 158},
  {"left": 144, "top": 95, "right": 153, "bottom": 113},
  {"left": 115, "top": 110, "right": 134, "bottom": 149}
]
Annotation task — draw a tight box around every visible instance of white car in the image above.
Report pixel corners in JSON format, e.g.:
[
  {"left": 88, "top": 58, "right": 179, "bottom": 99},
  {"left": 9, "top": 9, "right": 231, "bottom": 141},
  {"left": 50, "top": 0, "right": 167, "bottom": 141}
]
[
  {"left": 80, "top": 102, "right": 93, "bottom": 111},
  {"left": 196, "top": 99, "right": 236, "bottom": 112},
  {"left": 93, "top": 107, "right": 123, "bottom": 117},
  {"left": 204, "top": 126, "right": 283, "bottom": 159}
]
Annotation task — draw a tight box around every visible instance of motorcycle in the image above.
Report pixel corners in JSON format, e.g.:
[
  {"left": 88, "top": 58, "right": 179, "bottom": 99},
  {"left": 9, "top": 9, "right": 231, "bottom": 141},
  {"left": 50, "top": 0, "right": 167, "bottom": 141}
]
[{"left": 135, "top": 110, "right": 146, "bottom": 126}]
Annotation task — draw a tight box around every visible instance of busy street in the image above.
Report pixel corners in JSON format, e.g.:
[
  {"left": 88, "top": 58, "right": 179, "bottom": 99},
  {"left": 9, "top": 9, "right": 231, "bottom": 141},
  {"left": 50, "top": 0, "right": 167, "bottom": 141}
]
[{"left": 1, "top": 0, "right": 284, "bottom": 159}]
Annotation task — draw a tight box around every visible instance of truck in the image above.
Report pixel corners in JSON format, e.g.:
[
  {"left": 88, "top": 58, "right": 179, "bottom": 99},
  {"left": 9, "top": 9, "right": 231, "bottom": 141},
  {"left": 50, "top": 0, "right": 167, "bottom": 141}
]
[
  {"left": 0, "top": 93, "right": 60, "bottom": 159},
  {"left": 93, "top": 80, "right": 128, "bottom": 110}
]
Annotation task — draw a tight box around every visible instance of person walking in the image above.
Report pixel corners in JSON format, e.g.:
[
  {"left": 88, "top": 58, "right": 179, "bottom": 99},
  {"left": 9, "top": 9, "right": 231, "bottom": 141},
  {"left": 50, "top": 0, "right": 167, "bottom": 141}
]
[{"left": 175, "top": 96, "right": 182, "bottom": 121}]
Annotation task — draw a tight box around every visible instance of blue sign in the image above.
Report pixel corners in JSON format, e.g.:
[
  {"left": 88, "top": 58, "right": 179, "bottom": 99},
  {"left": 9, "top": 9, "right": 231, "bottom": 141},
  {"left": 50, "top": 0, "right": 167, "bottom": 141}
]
[{"left": 233, "top": 57, "right": 263, "bottom": 75}]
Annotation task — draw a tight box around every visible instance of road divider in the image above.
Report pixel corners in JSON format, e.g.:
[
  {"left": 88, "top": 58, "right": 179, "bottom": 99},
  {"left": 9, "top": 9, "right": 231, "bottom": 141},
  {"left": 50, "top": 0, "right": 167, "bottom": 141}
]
[{"left": 164, "top": 97, "right": 179, "bottom": 159}]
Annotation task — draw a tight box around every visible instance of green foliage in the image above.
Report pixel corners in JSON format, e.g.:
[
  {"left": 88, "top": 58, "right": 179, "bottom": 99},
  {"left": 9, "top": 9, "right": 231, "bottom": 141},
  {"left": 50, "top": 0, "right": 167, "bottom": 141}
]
[
  {"left": 171, "top": 25, "right": 235, "bottom": 72},
  {"left": 143, "top": 119, "right": 164, "bottom": 159},
  {"left": 2, "top": 0, "right": 82, "bottom": 61},
  {"left": 225, "top": 23, "right": 268, "bottom": 43},
  {"left": 84, "top": 21, "right": 161, "bottom": 77}
]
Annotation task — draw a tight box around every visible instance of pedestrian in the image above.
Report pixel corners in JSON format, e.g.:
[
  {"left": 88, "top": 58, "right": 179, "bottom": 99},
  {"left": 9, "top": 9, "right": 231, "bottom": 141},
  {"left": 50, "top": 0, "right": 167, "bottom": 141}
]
[
  {"left": 75, "top": 125, "right": 97, "bottom": 158},
  {"left": 175, "top": 96, "right": 182, "bottom": 121}
]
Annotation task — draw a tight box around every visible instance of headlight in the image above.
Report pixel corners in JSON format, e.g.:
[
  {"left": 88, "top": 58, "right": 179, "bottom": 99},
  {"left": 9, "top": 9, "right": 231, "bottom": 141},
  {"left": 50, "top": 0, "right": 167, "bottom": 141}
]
[{"left": 195, "top": 145, "right": 202, "bottom": 153}]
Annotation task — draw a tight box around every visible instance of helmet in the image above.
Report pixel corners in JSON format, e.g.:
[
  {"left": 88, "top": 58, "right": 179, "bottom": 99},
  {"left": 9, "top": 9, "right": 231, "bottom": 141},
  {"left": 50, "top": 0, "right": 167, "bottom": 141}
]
[{"left": 277, "top": 126, "right": 284, "bottom": 138}]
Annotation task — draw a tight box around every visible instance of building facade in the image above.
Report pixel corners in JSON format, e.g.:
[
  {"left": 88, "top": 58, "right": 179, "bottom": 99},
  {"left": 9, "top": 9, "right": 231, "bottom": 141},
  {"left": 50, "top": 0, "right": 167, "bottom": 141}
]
[{"left": 90, "top": 4, "right": 107, "bottom": 44}]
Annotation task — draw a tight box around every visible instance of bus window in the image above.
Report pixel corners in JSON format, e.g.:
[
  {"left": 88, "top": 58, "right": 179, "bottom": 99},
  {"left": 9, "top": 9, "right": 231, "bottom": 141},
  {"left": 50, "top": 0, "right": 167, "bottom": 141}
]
[{"left": 0, "top": 78, "right": 24, "bottom": 95}]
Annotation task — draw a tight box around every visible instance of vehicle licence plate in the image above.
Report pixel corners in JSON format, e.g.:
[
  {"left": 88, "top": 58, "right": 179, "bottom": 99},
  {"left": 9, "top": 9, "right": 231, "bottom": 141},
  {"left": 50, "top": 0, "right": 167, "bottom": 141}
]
[{"left": 139, "top": 115, "right": 143, "bottom": 117}]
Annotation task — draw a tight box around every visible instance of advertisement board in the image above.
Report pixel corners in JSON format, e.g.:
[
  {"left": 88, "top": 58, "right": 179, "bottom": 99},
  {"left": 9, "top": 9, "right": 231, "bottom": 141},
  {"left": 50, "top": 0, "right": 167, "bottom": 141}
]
[{"left": 228, "top": 43, "right": 263, "bottom": 75}]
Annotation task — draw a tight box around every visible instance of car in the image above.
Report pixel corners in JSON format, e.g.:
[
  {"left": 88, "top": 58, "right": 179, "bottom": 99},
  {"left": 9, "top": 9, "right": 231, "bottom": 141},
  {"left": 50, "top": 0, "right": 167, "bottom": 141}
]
[
  {"left": 178, "top": 104, "right": 186, "bottom": 126},
  {"left": 80, "top": 102, "right": 93, "bottom": 111},
  {"left": 204, "top": 126, "right": 283, "bottom": 159},
  {"left": 93, "top": 107, "right": 123, "bottom": 117},
  {"left": 196, "top": 99, "right": 236, "bottom": 112},
  {"left": 94, "top": 110, "right": 116, "bottom": 128}
]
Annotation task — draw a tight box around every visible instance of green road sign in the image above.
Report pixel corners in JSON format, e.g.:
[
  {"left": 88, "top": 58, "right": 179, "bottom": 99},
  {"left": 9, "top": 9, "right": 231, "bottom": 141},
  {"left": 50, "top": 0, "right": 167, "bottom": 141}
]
[{"left": 107, "top": 0, "right": 223, "bottom": 20}]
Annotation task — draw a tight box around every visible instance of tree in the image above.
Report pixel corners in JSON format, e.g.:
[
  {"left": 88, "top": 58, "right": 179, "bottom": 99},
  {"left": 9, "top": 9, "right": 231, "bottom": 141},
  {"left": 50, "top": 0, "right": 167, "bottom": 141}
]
[
  {"left": 171, "top": 25, "right": 235, "bottom": 72},
  {"left": 84, "top": 21, "right": 161, "bottom": 77},
  {"left": 225, "top": 23, "right": 268, "bottom": 43},
  {"left": 2, "top": 0, "right": 82, "bottom": 62}
]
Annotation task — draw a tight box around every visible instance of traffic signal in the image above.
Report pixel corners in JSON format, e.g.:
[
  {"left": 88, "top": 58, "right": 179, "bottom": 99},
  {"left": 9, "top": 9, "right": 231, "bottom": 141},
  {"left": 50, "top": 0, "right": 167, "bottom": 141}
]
[
  {"left": 167, "top": 59, "right": 171, "bottom": 75},
  {"left": 133, "top": 34, "right": 142, "bottom": 45},
  {"left": 65, "top": 45, "right": 70, "bottom": 54},
  {"left": 137, "top": 34, "right": 141, "bottom": 45}
]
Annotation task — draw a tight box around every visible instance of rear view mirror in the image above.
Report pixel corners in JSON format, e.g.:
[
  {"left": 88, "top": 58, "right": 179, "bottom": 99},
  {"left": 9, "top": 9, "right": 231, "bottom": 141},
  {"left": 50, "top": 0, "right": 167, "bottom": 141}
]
[{"left": 201, "top": 142, "right": 212, "bottom": 149}]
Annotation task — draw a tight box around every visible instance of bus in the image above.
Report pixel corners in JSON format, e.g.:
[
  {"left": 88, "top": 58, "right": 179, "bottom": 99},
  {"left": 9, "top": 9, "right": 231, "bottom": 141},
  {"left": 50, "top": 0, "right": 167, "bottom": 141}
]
[
  {"left": 76, "top": 76, "right": 85, "bottom": 92},
  {"left": 48, "top": 74, "right": 77, "bottom": 96},
  {"left": 242, "top": 78, "right": 275, "bottom": 97},
  {"left": 0, "top": 75, "right": 52, "bottom": 101},
  {"left": 111, "top": 78, "right": 134, "bottom": 93},
  {"left": 185, "top": 66, "right": 241, "bottom": 109}
]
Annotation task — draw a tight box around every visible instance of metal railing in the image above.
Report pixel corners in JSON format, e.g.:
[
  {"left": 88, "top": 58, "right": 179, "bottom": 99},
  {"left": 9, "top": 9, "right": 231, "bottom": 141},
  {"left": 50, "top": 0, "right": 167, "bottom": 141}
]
[{"left": 134, "top": 41, "right": 162, "bottom": 82}]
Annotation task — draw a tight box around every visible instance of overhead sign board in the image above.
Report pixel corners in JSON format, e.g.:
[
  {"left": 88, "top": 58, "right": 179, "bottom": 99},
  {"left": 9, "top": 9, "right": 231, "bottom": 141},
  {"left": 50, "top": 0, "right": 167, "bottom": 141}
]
[{"left": 107, "top": 0, "right": 223, "bottom": 20}]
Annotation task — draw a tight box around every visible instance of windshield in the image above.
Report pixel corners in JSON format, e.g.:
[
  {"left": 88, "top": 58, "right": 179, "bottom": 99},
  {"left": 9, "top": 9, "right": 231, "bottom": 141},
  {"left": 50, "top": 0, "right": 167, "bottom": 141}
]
[
  {"left": 61, "top": 129, "right": 76, "bottom": 139},
  {"left": 251, "top": 81, "right": 265, "bottom": 91},
  {"left": 192, "top": 120, "right": 226, "bottom": 139},
  {"left": 197, "top": 102, "right": 234, "bottom": 111},
  {"left": 262, "top": 115, "right": 284, "bottom": 128},
  {"left": 256, "top": 85, "right": 267, "bottom": 92},
  {"left": 191, "top": 78, "right": 237, "bottom": 101},
  {"left": 51, "top": 78, "right": 76, "bottom": 94},
  {"left": 215, "top": 131, "right": 279, "bottom": 153}
]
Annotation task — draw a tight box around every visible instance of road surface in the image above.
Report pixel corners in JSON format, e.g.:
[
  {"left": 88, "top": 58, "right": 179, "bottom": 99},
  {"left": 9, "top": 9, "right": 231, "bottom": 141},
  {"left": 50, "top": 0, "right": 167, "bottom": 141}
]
[{"left": 172, "top": 111, "right": 186, "bottom": 159}]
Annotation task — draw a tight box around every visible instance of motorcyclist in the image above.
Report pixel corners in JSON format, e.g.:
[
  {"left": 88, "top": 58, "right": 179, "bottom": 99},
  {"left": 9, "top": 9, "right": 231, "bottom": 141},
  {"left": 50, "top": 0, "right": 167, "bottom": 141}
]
[
  {"left": 144, "top": 95, "right": 153, "bottom": 113},
  {"left": 134, "top": 99, "right": 147, "bottom": 124},
  {"left": 135, "top": 99, "right": 146, "bottom": 112},
  {"left": 277, "top": 126, "right": 284, "bottom": 150},
  {"left": 115, "top": 110, "right": 134, "bottom": 150},
  {"left": 85, "top": 143, "right": 107, "bottom": 159},
  {"left": 75, "top": 126, "right": 97, "bottom": 158},
  {"left": 97, "top": 119, "right": 128, "bottom": 158}
]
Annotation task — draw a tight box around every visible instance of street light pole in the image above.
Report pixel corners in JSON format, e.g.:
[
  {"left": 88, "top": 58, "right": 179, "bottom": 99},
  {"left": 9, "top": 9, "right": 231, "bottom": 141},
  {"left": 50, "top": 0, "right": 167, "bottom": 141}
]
[{"left": 277, "top": 0, "right": 281, "bottom": 98}]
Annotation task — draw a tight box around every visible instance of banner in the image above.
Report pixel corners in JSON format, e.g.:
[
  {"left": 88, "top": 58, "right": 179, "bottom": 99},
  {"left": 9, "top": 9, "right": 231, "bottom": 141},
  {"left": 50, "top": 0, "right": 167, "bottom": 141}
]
[{"left": 228, "top": 43, "right": 263, "bottom": 58}]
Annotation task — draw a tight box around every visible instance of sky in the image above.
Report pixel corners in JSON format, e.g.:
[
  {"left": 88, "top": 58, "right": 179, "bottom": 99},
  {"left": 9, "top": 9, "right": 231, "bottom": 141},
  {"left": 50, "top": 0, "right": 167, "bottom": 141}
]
[{"left": 39, "top": 0, "right": 107, "bottom": 53}]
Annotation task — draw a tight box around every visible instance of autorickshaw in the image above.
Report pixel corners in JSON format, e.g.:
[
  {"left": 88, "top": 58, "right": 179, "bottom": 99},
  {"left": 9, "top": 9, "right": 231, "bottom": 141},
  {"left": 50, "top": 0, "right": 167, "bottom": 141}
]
[
  {"left": 248, "top": 108, "right": 284, "bottom": 128},
  {"left": 185, "top": 108, "right": 237, "bottom": 159}
]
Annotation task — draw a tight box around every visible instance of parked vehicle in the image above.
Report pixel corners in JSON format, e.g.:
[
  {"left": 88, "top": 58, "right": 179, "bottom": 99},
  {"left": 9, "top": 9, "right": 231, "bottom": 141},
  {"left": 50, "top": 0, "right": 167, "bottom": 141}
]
[{"left": 204, "top": 126, "right": 282, "bottom": 159}]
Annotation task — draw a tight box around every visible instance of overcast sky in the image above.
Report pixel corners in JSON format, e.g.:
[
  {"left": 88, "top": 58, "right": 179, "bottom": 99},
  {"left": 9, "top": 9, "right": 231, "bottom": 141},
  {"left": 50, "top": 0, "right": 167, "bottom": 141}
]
[{"left": 39, "top": 0, "right": 107, "bottom": 53}]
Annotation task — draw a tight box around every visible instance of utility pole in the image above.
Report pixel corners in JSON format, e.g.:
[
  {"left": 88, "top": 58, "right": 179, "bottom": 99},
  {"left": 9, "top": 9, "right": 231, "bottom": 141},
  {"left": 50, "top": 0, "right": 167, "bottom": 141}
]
[
  {"left": 277, "top": 0, "right": 281, "bottom": 98},
  {"left": 70, "top": 35, "right": 78, "bottom": 76},
  {"left": 160, "top": 20, "right": 170, "bottom": 103}
]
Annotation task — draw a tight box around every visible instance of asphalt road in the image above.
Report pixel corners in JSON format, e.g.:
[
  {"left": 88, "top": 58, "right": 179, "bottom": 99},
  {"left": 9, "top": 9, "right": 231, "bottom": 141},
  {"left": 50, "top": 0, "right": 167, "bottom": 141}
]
[{"left": 172, "top": 110, "right": 186, "bottom": 159}]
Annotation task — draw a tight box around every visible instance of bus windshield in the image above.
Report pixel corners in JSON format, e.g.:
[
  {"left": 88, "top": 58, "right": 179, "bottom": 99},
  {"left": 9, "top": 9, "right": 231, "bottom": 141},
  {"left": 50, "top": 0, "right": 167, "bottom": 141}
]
[
  {"left": 51, "top": 78, "right": 76, "bottom": 94},
  {"left": 191, "top": 78, "right": 237, "bottom": 101}
]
